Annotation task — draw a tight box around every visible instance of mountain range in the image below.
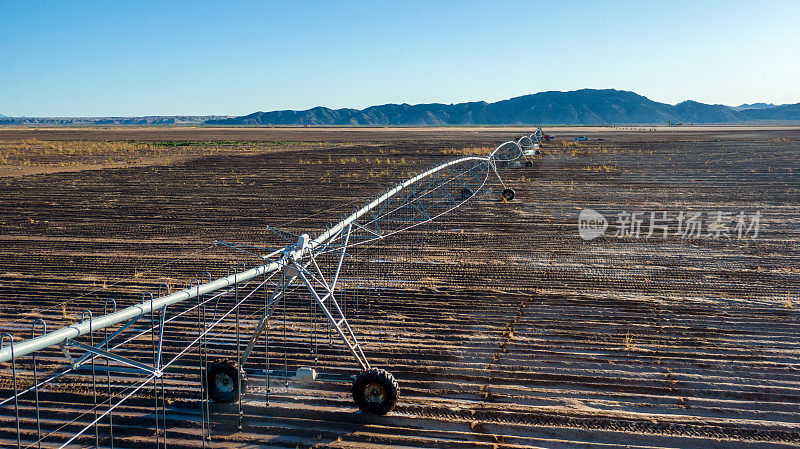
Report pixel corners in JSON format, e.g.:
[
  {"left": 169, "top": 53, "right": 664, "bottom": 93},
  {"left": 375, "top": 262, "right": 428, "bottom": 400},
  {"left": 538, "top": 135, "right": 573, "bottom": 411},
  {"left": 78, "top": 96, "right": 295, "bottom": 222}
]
[
  {"left": 3, "top": 89, "right": 799, "bottom": 126},
  {"left": 732, "top": 102, "right": 784, "bottom": 111},
  {"left": 206, "top": 90, "right": 800, "bottom": 126}
]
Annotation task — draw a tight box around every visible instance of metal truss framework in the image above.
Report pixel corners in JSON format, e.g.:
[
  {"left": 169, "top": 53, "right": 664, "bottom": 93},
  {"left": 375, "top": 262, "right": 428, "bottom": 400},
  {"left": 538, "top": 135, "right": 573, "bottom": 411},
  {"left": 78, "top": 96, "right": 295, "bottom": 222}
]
[{"left": 0, "top": 134, "right": 539, "bottom": 448}]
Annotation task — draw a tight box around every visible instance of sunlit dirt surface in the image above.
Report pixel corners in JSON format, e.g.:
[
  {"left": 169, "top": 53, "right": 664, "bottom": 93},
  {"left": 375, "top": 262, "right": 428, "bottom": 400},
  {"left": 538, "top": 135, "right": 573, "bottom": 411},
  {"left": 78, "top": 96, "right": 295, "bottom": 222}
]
[{"left": 1, "top": 127, "right": 799, "bottom": 448}]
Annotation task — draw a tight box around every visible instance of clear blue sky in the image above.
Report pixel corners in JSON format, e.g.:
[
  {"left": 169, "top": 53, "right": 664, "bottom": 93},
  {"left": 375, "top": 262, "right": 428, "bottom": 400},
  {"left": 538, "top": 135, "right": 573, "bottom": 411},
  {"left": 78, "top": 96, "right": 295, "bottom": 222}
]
[{"left": 1, "top": 0, "right": 798, "bottom": 117}]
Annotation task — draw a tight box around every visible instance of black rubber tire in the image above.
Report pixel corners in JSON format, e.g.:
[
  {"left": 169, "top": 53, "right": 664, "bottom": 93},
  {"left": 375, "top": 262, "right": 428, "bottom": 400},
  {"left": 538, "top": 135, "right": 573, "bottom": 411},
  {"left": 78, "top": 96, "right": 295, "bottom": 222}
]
[
  {"left": 460, "top": 187, "right": 473, "bottom": 200},
  {"left": 525, "top": 161, "right": 533, "bottom": 168},
  {"left": 352, "top": 368, "right": 399, "bottom": 414},
  {"left": 502, "top": 188, "right": 515, "bottom": 202},
  {"left": 207, "top": 359, "right": 247, "bottom": 403}
]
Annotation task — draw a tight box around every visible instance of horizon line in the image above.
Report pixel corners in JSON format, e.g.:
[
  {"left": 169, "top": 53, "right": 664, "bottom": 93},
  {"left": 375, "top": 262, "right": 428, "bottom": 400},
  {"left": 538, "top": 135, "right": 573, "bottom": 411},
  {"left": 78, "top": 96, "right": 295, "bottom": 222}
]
[{"left": 2, "top": 88, "right": 796, "bottom": 119}]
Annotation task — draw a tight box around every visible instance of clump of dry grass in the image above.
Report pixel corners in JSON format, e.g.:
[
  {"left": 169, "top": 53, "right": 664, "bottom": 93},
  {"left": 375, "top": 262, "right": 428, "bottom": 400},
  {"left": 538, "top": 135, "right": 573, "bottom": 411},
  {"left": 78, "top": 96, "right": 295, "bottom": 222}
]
[
  {"left": 337, "top": 156, "right": 359, "bottom": 164},
  {"left": 582, "top": 164, "right": 620, "bottom": 173},
  {"left": 624, "top": 331, "right": 635, "bottom": 351},
  {"left": 0, "top": 139, "right": 328, "bottom": 168},
  {"left": 0, "top": 139, "right": 164, "bottom": 166},
  {"left": 1, "top": 138, "right": 151, "bottom": 157},
  {"left": 441, "top": 146, "right": 493, "bottom": 156}
]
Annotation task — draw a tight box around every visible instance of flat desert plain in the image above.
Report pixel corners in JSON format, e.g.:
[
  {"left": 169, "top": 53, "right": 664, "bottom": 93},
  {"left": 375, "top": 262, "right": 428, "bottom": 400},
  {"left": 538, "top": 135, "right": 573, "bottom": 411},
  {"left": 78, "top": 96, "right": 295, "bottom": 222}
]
[{"left": 1, "top": 126, "right": 799, "bottom": 448}]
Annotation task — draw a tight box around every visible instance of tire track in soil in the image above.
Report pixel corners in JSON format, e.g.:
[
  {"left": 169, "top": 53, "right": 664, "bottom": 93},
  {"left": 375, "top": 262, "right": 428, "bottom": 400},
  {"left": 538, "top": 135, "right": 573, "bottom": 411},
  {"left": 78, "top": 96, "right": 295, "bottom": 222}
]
[{"left": 473, "top": 291, "right": 539, "bottom": 446}]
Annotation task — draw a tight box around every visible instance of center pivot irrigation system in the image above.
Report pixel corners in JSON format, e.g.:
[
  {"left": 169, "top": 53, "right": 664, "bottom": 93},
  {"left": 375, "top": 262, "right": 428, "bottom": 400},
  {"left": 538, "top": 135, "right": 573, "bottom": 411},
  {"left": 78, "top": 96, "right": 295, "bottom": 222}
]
[{"left": 0, "top": 132, "right": 544, "bottom": 448}]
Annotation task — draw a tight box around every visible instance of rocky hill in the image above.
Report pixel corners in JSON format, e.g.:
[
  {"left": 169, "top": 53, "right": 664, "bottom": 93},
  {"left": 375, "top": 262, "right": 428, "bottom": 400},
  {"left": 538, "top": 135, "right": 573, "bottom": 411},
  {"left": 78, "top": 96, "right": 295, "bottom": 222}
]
[
  {"left": 206, "top": 89, "right": 799, "bottom": 126},
  {"left": 3, "top": 90, "right": 797, "bottom": 126}
]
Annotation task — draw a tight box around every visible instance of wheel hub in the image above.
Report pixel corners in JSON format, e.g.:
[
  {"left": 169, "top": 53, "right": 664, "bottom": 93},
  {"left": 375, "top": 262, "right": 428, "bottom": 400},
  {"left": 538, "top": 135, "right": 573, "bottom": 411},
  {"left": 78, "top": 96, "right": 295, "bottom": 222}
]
[
  {"left": 364, "top": 381, "right": 386, "bottom": 404},
  {"left": 215, "top": 373, "right": 234, "bottom": 393}
]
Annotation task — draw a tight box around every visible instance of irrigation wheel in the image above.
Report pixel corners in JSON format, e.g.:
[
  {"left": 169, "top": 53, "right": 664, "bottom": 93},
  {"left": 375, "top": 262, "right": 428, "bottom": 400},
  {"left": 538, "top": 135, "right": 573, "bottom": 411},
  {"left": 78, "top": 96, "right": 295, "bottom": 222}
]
[
  {"left": 353, "top": 368, "right": 399, "bottom": 414},
  {"left": 208, "top": 359, "right": 247, "bottom": 403},
  {"left": 502, "top": 188, "right": 515, "bottom": 202}
]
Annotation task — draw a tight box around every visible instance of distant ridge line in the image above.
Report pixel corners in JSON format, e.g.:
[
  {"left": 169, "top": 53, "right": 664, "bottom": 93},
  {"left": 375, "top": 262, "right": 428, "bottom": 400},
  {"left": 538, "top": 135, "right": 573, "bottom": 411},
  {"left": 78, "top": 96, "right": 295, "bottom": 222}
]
[
  {"left": 3, "top": 89, "right": 799, "bottom": 126},
  {"left": 207, "top": 89, "right": 800, "bottom": 126}
]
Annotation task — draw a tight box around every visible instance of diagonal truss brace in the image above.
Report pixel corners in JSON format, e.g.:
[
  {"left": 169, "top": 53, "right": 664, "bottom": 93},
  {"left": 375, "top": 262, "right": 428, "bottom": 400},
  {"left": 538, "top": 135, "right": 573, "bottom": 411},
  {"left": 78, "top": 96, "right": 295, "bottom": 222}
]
[
  {"left": 60, "top": 315, "right": 141, "bottom": 366},
  {"left": 292, "top": 239, "right": 369, "bottom": 371},
  {"left": 241, "top": 225, "right": 369, "bottom": 371},
  {"left": 62, "top": 312, "right": 164, "bottom": 377},
  {"left": 252, "top": 224, "right": 368, "bottom": 372},
  {"left": 66, "top": 339, "right": 160, "bottom": 376},
  {"left": 240, "top": 275, "right": 296, "bottom": 366},
  {"left": 295, "top": 267, "right": 369, "bottom": 370}
]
